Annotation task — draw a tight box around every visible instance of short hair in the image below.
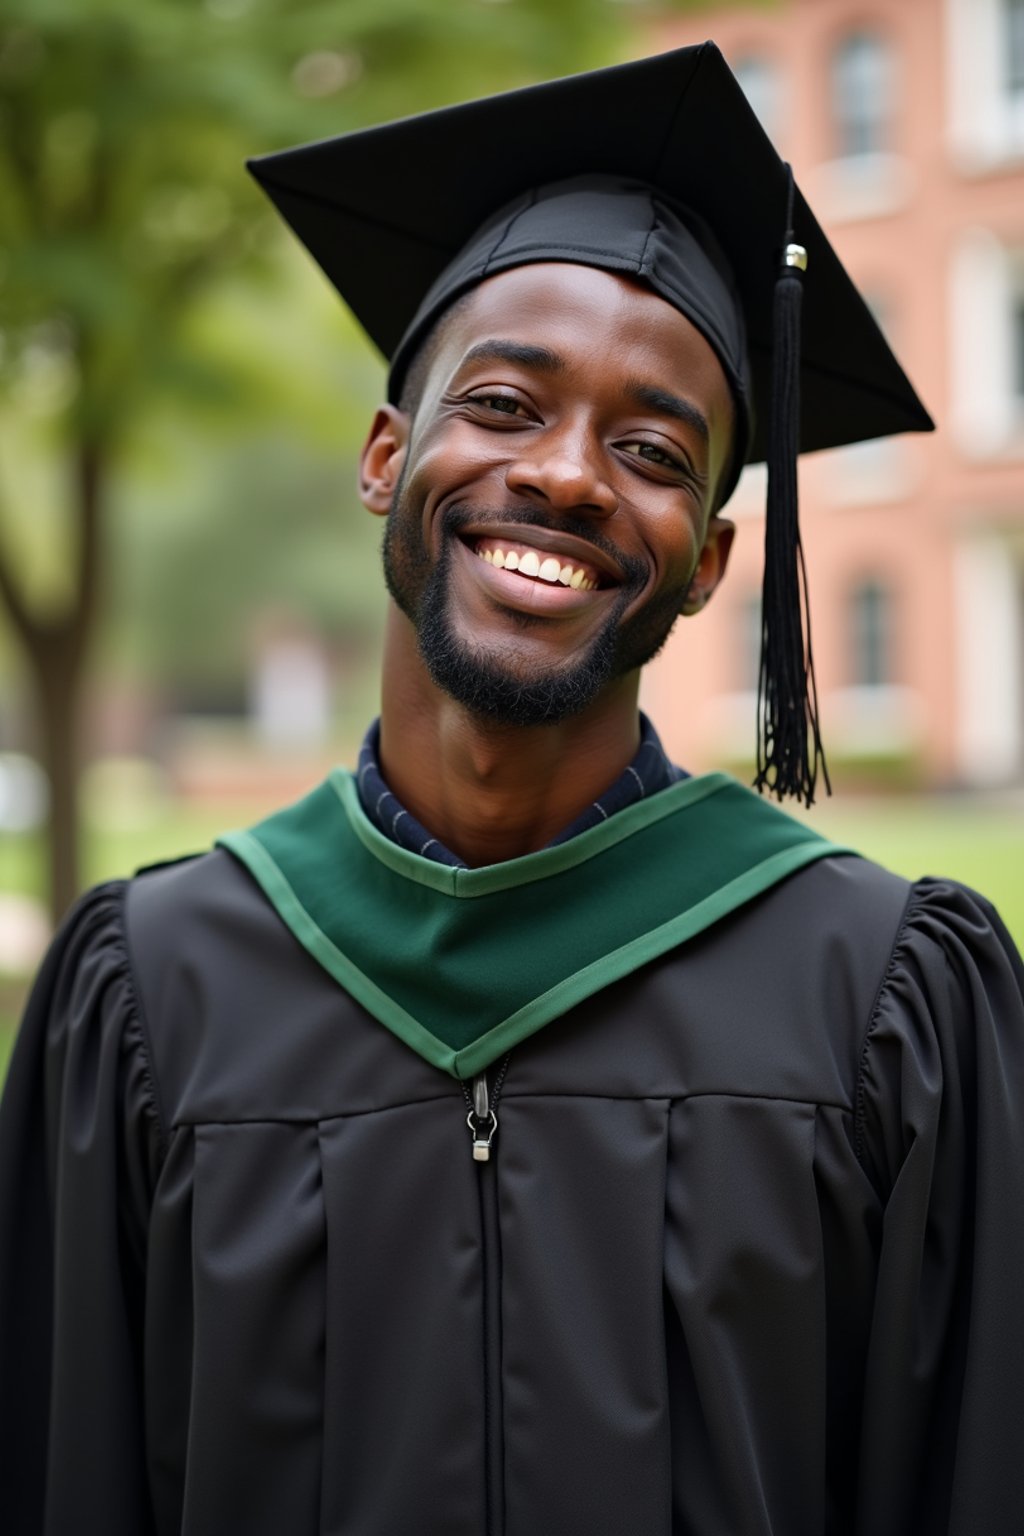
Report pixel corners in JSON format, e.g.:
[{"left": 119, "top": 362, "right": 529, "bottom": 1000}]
[{"left": 396, "top": 289, "right": 476, "bottom": 417}]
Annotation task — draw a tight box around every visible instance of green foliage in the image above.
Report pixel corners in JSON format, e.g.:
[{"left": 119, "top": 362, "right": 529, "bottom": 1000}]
[
  {"left": 0, "top": 0, "right": 630, "bottom": 684},
  {"left": 0, "top": 0, "right": 625, "bottom": 452}
]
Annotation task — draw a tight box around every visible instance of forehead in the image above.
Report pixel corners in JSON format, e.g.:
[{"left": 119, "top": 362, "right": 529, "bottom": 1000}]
[{"left": 434, "top": 262, "right": 733, "bottom": 425}]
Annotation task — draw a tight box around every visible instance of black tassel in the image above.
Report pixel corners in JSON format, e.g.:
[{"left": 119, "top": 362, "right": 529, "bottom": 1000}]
[{"left": 753, "top": 165, "right": 830, "bottom": 808}]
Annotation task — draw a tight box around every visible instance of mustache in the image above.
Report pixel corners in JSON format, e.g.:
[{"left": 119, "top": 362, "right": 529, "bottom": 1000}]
[{"left": 439, "top": 502, "right": 648, "bottom": 588}]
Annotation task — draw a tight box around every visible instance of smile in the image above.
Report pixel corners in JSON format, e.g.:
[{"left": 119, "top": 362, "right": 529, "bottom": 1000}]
[{"left": 472, "top": 537, "right": 603, "bottom": 591}]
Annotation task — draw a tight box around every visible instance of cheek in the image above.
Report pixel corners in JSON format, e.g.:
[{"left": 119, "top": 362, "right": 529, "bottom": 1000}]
[
  {"left": 637, "top": 506, "right": 704, "bottom": 586},
  {"left": 407, "top": 422, "right": 513, "bottom": 497}
]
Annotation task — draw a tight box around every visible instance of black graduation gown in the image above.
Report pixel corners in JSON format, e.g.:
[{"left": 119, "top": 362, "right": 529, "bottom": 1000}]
[{"left": 2, "top": 835, "right": 1024, "bottom": 1534}]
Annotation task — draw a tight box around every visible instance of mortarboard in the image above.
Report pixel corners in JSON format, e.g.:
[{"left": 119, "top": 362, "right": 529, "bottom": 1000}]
[{"left": 247, "top": 41, "right": 933, "bottom": 806}]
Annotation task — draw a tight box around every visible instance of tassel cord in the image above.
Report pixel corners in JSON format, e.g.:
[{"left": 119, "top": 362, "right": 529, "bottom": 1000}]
[{"left": 754, "top": 163, "right": 829, "bottom": 807}]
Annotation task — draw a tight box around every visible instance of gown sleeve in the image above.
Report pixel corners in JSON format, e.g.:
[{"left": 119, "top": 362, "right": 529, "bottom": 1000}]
[
  {"left": 0, "top": 881, "right": 164, "bottom": 1536},
  {"left": 855, "top": 877, "right": 1024, "bottom": 1536}
]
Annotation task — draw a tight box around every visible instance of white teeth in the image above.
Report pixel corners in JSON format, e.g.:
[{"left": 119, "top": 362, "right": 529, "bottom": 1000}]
[{"left": 477, "top": 540, "right": 599, "bottom": 590}]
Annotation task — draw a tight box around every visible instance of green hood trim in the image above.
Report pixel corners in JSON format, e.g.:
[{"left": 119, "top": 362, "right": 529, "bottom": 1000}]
[{"left": 217, "top": 771, "right": 854, "bottom": 1079}]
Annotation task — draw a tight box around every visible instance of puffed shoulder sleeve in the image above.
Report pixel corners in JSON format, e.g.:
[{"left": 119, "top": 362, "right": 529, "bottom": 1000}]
[
  {"left": 0, "top": 881, "right": 164, "bottom": 1536},
  {"left": 855, "top": 877, "right": 1024, "bottom": 1536}
]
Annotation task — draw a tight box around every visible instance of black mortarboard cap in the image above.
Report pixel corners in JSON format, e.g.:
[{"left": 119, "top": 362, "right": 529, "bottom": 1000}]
[{"left": 248, "top": 42, "right": 933, "bottom": 806}]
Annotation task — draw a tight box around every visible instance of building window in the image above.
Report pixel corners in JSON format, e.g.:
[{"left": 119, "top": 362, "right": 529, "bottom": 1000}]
[
  {"left": 947, "top": 0, "right": 1024, "bottom": 167},
  {"left": 831, "top": 31, "right": 893, "bottom": 160},
  {"left": 949, "top": 232, "right": 1024, "bottom": 454},
  {"left": 849, "top": 580, "right": 891, "bottom": 689},
  {"left": 733, "top": 54, "right": 781, "bottom": 142}
]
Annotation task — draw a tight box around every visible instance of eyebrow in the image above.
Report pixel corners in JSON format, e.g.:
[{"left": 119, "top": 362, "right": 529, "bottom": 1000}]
[
  {"left": 460, "top": 340, "right": 566, "bottom": 373},
  {"left": 624, "top": 380, "right": 710, "bottom": 445}
]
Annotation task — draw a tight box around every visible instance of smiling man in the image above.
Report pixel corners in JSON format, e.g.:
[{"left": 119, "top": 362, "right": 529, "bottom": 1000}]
[
  {"left": 364, "top": 258, "right": 737, "bottom": 864},
  {"left": 3, "top": 43, "right": 1024, "bottom": 1536}
]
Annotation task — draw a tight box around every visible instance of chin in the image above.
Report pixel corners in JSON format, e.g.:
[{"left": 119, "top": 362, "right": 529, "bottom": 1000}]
[
  {"left": 420, "top": 620, "right": 621, "bottom": 727},
  {"left": 384, "top": 491, "right": 687, "bottom": 726}
]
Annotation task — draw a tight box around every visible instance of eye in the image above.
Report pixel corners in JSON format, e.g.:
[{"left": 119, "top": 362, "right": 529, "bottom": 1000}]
[
  {"left": 618, "top": 439, "right": 687, "bottom": 472},
  {"left": 465, "top": 391, "right": 531, "bottom": 418}
]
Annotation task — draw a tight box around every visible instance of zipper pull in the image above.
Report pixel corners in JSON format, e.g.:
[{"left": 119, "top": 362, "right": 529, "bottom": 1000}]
[
  {"left": 459, "top": 1055, "right": 511, "bottom": 1162},
  {"left": 465, "top": 1071, "right": 497, "bottom": 1161}
]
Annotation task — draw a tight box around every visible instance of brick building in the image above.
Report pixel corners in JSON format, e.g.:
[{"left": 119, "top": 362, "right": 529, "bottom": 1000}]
[{"left": 639, "top": 0, "right": 1024, "bottom": 788}]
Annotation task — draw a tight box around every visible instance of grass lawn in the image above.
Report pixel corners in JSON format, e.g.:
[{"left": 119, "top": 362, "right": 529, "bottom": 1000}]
[
  {"left": 799, "top": 795, "right": 1024, "bottom": 946},
  {"left": 2, "top": 790, "right": 1022, "bottom": 1089}
]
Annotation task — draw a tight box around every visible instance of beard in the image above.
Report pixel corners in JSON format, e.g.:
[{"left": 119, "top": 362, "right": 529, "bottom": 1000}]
[{"left": 382, "top": 488, "right": 693, "bottom": 728}]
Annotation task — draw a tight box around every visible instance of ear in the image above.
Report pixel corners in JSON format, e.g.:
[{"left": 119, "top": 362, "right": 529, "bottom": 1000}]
[
  {"left": 359, "top": 404, "right": 410, "bottom": 516},
  {"left": 680, "top": 515, "right": 735, "bottom": 615}
]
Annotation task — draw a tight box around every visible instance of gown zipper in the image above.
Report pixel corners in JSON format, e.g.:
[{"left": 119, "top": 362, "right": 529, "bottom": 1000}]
[
  {"left": 462, "top": 1053, "right": 510, "bottom": 1161},
  {"left": 461, "top": 1054, "right": 511, "bottom": 1536}
]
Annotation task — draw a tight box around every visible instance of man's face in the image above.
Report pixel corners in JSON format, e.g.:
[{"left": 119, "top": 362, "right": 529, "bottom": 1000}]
[{"left": 368, "top": 262, "right": 735, "bottom": 727}]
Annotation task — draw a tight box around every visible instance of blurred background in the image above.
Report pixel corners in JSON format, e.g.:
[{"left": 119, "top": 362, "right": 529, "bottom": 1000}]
[{"left": 2, "top": 0, "right": 1023, "bottom": 1076}]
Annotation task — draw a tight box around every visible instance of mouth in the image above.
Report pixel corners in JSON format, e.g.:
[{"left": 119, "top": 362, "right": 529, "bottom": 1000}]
[
  {"left": 459, "top": 531, "right": 622, "bottom": 594},
  {"left": 474, "top": 537, "right": 600, "bottom": 591}
]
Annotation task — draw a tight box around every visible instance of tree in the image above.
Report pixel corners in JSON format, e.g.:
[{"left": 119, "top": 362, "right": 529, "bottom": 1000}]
[{"left": 0, "top": 0, "right": 622, "bottom": 922}]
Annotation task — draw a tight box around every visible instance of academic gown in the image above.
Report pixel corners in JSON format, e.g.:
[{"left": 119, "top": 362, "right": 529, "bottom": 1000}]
[{"left": 2, "top": 771, "right": 1024, "bottom": 1536}]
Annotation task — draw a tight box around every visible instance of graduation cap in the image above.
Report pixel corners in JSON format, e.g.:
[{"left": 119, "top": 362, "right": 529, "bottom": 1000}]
[{"left": 248, "top": 41, "right": 933, "bottom": 806}]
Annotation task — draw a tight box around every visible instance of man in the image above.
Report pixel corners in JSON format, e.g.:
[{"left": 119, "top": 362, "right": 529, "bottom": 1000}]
[{"left": 2, "top": 42, "right": 1023, "bottom": 1536}]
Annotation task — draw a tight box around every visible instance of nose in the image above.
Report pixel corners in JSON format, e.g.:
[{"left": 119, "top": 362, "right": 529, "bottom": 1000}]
[{"left": 505, "top": 428, "right": 617, "bottom": 518}]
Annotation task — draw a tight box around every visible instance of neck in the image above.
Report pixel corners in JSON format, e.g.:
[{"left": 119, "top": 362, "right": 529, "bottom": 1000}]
[{"left": 377, "top": 605, "right": 643, "bottom": 866}]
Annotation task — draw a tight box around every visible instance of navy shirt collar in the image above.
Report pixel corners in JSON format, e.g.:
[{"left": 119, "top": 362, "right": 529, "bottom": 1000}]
[{"left": 355, "top": 714, "right": 686, "bottom": 869}]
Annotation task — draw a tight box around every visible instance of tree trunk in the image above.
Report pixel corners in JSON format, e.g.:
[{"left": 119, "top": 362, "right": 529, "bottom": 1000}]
[
  {"left": 28, "top": 628, "right": 86, "bottom": 924},
  {"left": 0, "top": 439, "right": 104, "bottom": 927}
]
